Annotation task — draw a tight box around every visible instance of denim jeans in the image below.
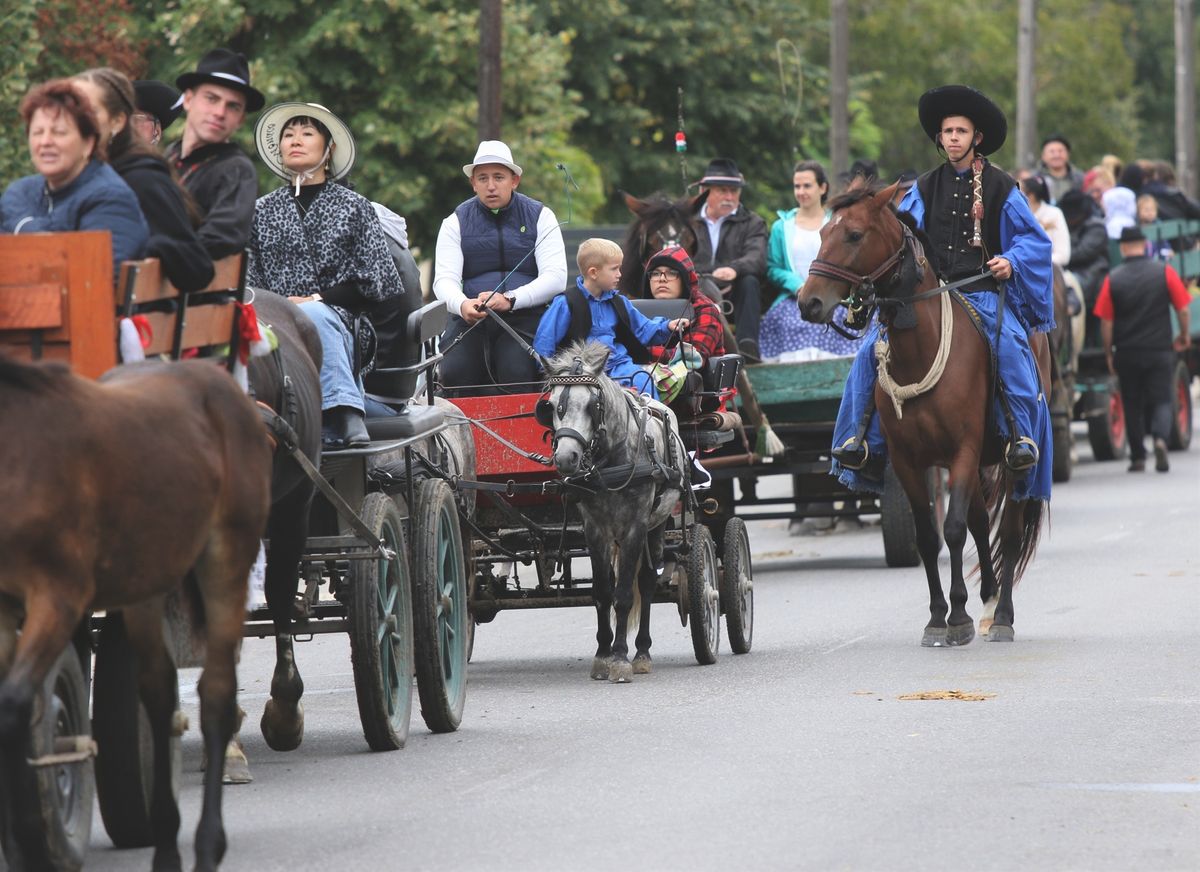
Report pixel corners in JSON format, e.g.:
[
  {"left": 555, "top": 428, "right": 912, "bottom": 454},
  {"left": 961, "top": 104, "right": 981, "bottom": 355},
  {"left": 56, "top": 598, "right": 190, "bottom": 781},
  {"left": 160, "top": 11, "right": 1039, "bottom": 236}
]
[{"left": 297, "top": 300, "right": 364, "bottom": 412}]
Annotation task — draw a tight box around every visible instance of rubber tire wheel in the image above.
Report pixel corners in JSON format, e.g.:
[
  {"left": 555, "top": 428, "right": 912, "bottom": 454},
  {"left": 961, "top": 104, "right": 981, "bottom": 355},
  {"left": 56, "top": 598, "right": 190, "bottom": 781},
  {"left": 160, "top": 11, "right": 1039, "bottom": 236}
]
[
  {"left": 93, "top": 612, "right": 181, "bottom": 848},
  {"left": 1087, "top": 382, "right": 1127, "bottom": 460},
  {"left": 1052, "top": 417, "right": 1073, "bottom": 483},
  {"left": 412, "top": 479, "right": 469, "bottom": 733},
  {"left": 687, "top": 524, "right": 721, "bottom": 665},
  {"left": 1168, "top": 359, "right": 1192, "bottom": 451},
  {"left": 0, "top": 647, "right": 93, "bottom": 872},
  {"left": 703, "top": 479, "right": 735, "bottom": 559},
  {"left": 720, "top": 517, "right": 754, "bottom": 654},
  {"left": 348, "top": 492, "right": 414, "bottom": 752}
]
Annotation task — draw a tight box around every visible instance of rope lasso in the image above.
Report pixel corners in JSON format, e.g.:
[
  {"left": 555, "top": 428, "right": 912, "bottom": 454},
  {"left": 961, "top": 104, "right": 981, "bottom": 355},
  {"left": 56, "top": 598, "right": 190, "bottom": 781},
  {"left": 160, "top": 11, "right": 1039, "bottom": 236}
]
[{"left": 874, "top": 289, "right": 954, "bottom": 419}]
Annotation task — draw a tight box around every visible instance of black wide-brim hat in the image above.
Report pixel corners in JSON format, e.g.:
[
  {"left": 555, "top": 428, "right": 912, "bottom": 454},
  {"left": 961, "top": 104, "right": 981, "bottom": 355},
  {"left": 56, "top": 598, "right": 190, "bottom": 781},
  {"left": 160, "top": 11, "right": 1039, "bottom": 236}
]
[
  {"left": 134, "top": 80, "right": 183, "bottom": 130},
  {"left": 918, "top": 85, "right": 1007, "bottom": 156},
  {"left": 176, "top": 48, "right": 265, "bottom": 112}
]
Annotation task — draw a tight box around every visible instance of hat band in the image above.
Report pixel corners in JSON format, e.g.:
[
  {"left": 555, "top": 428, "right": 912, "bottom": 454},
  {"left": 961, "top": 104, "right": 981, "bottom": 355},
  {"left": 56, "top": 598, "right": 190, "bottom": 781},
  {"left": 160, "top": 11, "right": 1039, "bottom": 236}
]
[
  {"left": 209, "top": 71, "right": 251, "bottom": 88},
  {"left": 701, "top": 175, "right": 744, "bottom": 184}
]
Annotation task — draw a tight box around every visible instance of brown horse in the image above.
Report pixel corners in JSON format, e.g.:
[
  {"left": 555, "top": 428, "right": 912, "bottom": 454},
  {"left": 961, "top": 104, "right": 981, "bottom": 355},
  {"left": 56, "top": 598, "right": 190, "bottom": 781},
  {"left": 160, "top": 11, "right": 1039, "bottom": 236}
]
[
  {"left": 799, "top": 184, "right": 1046, "bottom": 645},
  {"left": 0, "top": 356, "right": 272, "bottom": 871}
]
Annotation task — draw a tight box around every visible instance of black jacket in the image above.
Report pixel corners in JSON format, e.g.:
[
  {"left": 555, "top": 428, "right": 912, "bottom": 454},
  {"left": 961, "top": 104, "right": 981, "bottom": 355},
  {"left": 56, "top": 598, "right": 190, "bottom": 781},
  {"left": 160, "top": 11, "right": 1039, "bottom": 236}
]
[
  {"left": 112, "top": 151, "right": 214, "bottom": 292},
  {"left": 691, "top": 203, "right": 768, "bottom": 281},
  {"left": 1066, "top": 214, "right": 1109, "bottom": 306},
  {"left": 166, "top": 140, "right": 257, "bottom": 260}
]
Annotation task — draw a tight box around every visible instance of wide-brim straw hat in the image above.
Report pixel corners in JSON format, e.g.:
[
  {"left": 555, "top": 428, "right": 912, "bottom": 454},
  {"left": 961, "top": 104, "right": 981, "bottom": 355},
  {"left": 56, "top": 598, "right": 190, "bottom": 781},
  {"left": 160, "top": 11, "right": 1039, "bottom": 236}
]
[
  {"left": 918, "top": 85, "right": 1007, "bottom": 156},
  {"left": 255, "top": 102, "right": 356, "bottom": 182}
]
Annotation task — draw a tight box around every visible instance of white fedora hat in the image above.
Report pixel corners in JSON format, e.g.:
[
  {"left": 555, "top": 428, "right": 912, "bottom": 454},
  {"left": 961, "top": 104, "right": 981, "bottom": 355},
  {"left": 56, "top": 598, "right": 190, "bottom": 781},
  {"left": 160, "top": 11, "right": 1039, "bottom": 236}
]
[
  {"left": 255, "top": 102, "right": 356, "bottom": 182},
  {"left": 462, "top": 140, "right": 522, "bottom": 178}
]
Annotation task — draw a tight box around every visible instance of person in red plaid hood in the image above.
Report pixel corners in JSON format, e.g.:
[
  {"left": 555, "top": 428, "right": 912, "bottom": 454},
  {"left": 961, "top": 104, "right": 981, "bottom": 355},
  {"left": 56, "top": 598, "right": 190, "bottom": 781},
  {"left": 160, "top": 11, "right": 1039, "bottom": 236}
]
[{"left": 640, "top": 245, "right": 725, "bottom": 362}]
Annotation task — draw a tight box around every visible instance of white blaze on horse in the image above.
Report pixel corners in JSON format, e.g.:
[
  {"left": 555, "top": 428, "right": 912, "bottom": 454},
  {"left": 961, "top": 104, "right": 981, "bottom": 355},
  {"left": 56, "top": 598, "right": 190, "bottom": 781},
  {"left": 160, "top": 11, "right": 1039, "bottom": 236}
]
[{"left": 537, "top": 342, "right": 691, "bottom": 682}]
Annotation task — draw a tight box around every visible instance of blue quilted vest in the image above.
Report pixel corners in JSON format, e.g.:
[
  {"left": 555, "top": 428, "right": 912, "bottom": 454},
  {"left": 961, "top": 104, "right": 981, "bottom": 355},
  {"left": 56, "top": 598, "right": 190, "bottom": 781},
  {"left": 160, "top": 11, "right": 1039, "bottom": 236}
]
[{"left": 455, "top": 191, "right": 543, "bottom": 298}]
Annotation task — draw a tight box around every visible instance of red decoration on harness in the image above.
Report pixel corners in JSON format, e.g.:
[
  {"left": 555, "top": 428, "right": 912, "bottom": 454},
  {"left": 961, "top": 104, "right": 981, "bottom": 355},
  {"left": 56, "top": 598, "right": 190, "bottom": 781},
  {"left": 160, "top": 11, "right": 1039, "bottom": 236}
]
[{"left": 235, "top": 302, "right": 262, "bottom": 365}]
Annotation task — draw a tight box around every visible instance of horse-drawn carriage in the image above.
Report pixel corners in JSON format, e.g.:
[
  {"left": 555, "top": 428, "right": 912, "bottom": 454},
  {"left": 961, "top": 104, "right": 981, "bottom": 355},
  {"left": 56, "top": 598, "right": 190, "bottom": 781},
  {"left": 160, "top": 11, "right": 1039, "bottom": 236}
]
[
  {"left": 435, "top": 296, "right": 753, "bottom": 674},
  {"left": 0, "top": 230, "right": 472, "bottom": 869}
]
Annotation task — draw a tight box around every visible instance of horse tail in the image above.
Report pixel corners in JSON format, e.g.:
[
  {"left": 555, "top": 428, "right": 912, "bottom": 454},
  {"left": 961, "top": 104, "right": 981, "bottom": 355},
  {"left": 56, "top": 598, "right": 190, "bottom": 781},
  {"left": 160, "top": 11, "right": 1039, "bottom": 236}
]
[{"left": 983, "top": 467, "right": 1044, "bottom": 587}]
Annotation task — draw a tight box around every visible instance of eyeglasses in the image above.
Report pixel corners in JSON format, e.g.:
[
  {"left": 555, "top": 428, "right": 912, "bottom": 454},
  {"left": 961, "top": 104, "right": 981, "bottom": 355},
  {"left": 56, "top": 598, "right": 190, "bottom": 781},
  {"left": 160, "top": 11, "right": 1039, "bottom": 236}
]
[
  {"left": 648, "top": 269, "right": 679, "bottom": 281},
  {"left": 131, "top": 113, "right": 162, "bottom": 144}
]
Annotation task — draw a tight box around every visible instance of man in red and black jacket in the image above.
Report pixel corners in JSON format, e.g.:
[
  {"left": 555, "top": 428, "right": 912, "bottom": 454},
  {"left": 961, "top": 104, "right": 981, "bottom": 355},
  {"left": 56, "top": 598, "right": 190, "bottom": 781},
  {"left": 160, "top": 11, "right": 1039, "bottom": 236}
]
[{"left": 1094, "top": 225, "right": 1192, "bottom": 472}]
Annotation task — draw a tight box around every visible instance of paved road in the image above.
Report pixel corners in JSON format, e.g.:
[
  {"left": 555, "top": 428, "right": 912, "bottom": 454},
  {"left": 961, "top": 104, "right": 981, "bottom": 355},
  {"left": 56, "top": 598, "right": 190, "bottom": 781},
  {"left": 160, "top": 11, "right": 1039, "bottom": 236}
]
[{"left": 84, "top": 422, "right": 1199, "bottom": 872}]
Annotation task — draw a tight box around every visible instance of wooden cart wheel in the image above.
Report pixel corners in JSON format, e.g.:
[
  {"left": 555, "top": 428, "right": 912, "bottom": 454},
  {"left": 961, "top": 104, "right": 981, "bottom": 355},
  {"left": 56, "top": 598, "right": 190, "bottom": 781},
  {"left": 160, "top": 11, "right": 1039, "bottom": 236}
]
[
  {"left": 0, "top": 647, "right": 93, "bottom": 871},
  {"left": 720, "top": 517, "right": 754, "bottom": 654},
  {"left": 412, "top": 479, "right": 469, "bottom": 733},
  {"left": 348, "top": 492, "right": 414, "bottom": 752},
  {"left": 687, "top": 523, "right": 721, "bottom": 665},
  {"left": 93, "top": 612, "right": 180, "bottom": 847},
  {"left": 1167, "top": 359, "right": 1192, "bottom": 451}
]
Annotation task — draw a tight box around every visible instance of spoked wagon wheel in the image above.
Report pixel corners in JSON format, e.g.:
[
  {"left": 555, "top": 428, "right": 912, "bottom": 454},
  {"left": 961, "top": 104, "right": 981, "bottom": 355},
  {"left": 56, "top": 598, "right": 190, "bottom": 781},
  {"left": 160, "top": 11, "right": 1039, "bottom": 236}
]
[
  {"left": 93, "top": 612, "right": 181, "bottom": 847},
  {"left": 1168, "top": 359, "right": 1192, "bottom": 451},
  {"left": 720, "top": 517, "right": 754, "bottom": 654},
  {"left": 0, "top": 647, "right": 93, "bottom": 871},
  {"left": 412, "top": 479, "right": 469, "bottom": 733},
  {"left": 349, "top": 492, "right": 414, "bottom": 752},
  {"left": 686, "top": 523, "right": 721, "bottom": 665}
]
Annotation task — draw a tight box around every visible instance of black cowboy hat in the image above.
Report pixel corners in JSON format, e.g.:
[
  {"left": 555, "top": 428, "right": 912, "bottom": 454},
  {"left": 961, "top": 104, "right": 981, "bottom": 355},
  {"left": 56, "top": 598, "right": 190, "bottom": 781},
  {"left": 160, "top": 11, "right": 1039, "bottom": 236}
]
[
  {"left": 176, "top": 48, "right": 265, "bottom": 112},
  {"left": 698, "top": 157, "right": 746, "bottom": 188},
  {"left": 133, "top": 80, "right": 183, "bottom": 130},
  {"left": 918, "top": 85, "right": 1007, "bottom": 156}
]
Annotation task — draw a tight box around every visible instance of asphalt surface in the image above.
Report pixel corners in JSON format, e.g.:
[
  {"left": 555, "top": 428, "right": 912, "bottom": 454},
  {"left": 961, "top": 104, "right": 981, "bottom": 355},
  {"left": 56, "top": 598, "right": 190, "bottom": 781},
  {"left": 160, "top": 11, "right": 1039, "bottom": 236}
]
[{"left": 82, "top": 419, "right": 1199, "bottom": 872}]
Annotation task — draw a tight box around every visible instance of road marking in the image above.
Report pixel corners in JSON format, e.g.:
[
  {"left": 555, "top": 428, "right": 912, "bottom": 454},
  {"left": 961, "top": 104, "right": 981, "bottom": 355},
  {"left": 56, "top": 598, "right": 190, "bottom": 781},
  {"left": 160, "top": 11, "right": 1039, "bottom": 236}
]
[
  {"left": 1094, "top": 529, "right": 1132, "bottom": 543},
  {"left": 462, "top": 767, "right": 549, "bottom": 796},
  {"left": 822, "top": 634, "right": 867, "bottom": 654}
]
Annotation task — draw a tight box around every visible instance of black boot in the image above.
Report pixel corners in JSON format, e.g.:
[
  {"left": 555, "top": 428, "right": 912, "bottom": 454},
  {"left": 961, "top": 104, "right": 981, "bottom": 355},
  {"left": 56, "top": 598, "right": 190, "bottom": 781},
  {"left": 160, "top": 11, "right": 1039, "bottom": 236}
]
[
  {"left": 832, "top": 439, "right": 885, "bottom": 481},
  {"left": 1005, "top": 437, "right": 1039, "bottom": 473},
  {"left": 324, "top": 406, "right": 370, "bottom": 449}
]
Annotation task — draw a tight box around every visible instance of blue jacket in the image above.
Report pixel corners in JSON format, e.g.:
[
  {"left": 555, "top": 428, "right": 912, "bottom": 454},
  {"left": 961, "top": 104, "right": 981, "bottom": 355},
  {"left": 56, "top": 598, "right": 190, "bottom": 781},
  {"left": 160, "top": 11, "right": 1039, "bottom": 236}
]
[
  {"left": 0, "top": 160, "right": 148, "bottom": 280},
  {"left": 533, "top": 277, "right": 672, "bottom": 370},
  {"left": 455, "top": 191, "right": 542, "bottom": 298}
]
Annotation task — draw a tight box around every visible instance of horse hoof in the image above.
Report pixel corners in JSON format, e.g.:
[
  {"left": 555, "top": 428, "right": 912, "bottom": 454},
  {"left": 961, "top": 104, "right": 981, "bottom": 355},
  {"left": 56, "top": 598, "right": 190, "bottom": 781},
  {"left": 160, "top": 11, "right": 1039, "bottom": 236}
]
[
  {"left": 947, "top": 622, "right": 976, "bottom": 646},
  {"left": 632, "top": 653, "right": 652, "bottom": 675},
  {"left": 222, "top": 739, "right": 253, "bottom": 785},
  {"left": 987, "top": 624, "right": 1015, "bottom": 642},
  {"left": 921, "top": 627, "right": 947, "bottom": 647},
  {"left": 590, "top": 657, "right": 610, "bottom": 680},
  {"left": 261, "top": 699, "right": 304, "bottom": 752},
  {"left": 609, "top": 660, "right": 634, "bottom": 683}
]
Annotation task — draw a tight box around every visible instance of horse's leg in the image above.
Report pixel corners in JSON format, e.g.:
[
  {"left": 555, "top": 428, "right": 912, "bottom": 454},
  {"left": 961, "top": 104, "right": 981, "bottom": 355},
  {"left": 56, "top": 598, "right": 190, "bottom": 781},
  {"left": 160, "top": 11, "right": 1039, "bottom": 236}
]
[
  {"left": 891, "top": 460, "right": 950, "bottom": 647},
  {"left": 942, "top": 460, "right": 978, "bottom": 647},
  {"left": 260, "top": 485, "right": 314, "bottom": 753},
  {"left": 122, "top": 599, "right": 184, "bottom": 872},
  {"left": 989, "top": 488, "right": 1036, "bottom": 643},
  {"left": 967, "top": 483, "right": 1001, "bottom": 634},
  {"left": 585, "top": 525, "right": 614, "bottom": 680},
  {"left": 608, "top": 520, "right": 647, "bottom": 684},
  {"left": 632, "top": 526, "right": 661, "bottom": 675}
]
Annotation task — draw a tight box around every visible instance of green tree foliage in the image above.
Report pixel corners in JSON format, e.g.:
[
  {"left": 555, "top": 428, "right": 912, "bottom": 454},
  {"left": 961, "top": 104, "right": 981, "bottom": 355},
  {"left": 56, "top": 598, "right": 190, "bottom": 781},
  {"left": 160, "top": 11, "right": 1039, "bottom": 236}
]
[{"left": 532, "top": 0, "right": 883, "bottom": 221}]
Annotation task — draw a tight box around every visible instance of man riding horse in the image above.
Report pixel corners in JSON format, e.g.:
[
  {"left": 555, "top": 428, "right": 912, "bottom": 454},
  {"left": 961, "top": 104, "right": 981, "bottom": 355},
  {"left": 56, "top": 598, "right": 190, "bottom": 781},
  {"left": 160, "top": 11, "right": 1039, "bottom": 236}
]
[{"left": 830, "top": 84, "right": 1054, "bottom": 501}]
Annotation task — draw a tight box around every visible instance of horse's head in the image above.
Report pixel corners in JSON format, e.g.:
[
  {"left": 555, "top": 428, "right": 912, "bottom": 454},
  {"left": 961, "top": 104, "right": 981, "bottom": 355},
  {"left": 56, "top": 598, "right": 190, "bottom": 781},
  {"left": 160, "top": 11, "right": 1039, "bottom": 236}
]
[
  {"left": 799, "top": 183, "right": 912, "bottom": 325},
  {"left": 619, "top": 191, "right": 703, "bottom": 296},
  {"left": 537, "top": 341, "right": 613, "bottom": 476}
]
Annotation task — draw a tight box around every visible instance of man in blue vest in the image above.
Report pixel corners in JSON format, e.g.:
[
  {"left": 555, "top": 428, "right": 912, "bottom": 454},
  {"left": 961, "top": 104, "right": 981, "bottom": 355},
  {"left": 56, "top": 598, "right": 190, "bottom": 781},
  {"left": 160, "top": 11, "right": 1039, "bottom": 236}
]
[{"left": 433, "top": 141, "right": 568, "bottom": 396}]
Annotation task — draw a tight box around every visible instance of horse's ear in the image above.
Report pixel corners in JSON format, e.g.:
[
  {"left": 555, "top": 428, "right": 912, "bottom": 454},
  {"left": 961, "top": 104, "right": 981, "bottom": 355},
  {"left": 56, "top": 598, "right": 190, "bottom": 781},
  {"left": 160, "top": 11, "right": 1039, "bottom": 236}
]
[
  {"left": 690, "top": 189, "right": 709, "bottom": 211},
  {"left": 621, "top": 191, "right": 648, "bottom": 216},
  {"left": 873, "top": 182, "right": 901, "bottom": 209}
]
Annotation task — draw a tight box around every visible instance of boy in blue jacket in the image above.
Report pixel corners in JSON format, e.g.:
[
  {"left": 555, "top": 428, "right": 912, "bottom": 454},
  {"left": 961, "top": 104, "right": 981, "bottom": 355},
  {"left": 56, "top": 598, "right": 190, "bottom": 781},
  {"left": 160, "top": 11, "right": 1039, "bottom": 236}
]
[{"left": 533, "top": 238, "right": 688, "bottom": 399}]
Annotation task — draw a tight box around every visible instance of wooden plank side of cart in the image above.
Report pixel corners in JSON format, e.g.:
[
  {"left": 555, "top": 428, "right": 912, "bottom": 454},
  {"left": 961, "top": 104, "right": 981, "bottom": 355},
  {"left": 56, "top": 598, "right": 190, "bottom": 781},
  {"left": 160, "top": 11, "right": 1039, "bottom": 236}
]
[{"left": 742, "top": 356, "right": 853, "bottom": 427}]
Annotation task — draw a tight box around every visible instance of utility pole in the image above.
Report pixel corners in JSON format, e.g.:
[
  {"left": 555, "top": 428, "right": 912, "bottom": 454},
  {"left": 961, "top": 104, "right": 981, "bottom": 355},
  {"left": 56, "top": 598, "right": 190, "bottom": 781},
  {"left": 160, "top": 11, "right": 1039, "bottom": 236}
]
[
  {"left": 478, "top": 0, "right": 502, "bottom": 141},
  {"left": 1176, "top": 0, "right": 1197, "bottom": 197},
  {"left": 1015, "top": 0, "right": 1037, "bottom": 171},
  {"left": 829, "top": 0, "right": 848, "bottom": 181}
]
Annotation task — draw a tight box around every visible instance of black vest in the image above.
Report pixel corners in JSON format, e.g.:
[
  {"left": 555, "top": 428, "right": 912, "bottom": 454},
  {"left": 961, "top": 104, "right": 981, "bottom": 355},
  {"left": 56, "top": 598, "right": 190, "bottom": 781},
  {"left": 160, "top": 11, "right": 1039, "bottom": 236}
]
[
  {"left": 916, "top": 161, "right": 1014, "bottom": 291},
  {"left": 1107, "top": 256, "right": 1174, "bottom": 351},
  {"left": 563, "top": 289, "right": 652, "bottom": 364}
]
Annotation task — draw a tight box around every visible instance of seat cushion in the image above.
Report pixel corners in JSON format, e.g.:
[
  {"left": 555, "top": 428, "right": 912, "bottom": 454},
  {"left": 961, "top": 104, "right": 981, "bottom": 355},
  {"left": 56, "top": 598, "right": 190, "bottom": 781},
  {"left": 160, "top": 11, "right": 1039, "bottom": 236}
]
[{"left": 365, "top": 404, "right": 445, "bottom": 440}]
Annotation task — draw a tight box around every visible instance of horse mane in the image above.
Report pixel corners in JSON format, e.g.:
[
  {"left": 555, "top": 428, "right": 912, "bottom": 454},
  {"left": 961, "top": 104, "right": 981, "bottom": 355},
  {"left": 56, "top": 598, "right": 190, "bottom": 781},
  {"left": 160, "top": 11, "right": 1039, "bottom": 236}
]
[
  {"left": 0, "top": 353, "right": 70, "bottom": 392},
  {"left": 828, "top": 187, "right": 881, "bottom": 213}
]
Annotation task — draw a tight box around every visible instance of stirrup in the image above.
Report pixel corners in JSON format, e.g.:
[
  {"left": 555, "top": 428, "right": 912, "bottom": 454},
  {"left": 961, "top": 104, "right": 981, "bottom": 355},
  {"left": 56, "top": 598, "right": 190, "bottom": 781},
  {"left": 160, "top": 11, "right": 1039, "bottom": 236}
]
[
  {"left": 832, "top": 436, "right": 870, "bottom": 470},
  {"left": 1005, "top": 436, "right": 1040, "bottom": 472}
]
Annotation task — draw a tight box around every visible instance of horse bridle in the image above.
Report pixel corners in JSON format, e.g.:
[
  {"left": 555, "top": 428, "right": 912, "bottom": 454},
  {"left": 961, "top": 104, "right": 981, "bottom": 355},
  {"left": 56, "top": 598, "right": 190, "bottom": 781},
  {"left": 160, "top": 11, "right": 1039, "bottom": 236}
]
[
  {"left": 807, "top": 223, "right": 922, "bottom": 332},
  {"left": 535, "top": 370, "right": 607, "bottom": 462}
]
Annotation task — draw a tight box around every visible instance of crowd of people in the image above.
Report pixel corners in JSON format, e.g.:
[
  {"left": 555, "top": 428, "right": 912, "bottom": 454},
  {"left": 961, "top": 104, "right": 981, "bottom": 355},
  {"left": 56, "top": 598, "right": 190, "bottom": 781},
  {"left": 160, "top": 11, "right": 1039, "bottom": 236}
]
[{"left": 1, "top": 51, "right": 1194, "bottom": 474}]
